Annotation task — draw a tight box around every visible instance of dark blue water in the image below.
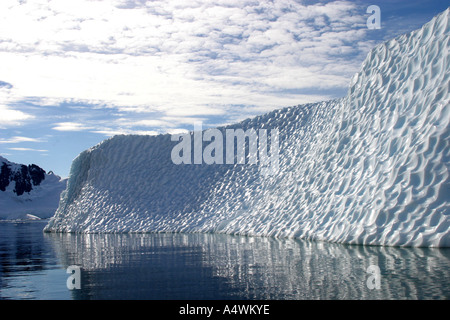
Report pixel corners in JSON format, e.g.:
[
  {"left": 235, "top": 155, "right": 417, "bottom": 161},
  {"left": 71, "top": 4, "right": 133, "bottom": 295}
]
[{"left": 0, "top": 220, "right": 449, "bottom": 300}]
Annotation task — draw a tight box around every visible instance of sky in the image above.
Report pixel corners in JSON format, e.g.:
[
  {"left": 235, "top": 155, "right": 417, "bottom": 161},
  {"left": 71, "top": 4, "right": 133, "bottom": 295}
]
[{"left": 0, "top": 0, "right": 448, "bottom": 178}]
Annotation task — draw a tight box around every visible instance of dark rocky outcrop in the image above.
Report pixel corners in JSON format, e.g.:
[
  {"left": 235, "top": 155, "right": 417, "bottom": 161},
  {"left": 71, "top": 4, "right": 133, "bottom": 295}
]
[{"left": 0, "top": 158, "right": 46, "bottom": 196}]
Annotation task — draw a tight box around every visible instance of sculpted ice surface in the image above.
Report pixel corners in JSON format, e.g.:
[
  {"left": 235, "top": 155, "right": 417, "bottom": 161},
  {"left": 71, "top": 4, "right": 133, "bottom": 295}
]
[{"left": 45, "top": 10, "right": 449, "bottom": 247}]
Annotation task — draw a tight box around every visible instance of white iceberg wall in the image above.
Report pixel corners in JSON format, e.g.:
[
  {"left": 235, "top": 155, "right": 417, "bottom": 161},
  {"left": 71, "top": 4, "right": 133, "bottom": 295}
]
[{"left": 45, "top": 9, "right": 450, "bottom": 247}]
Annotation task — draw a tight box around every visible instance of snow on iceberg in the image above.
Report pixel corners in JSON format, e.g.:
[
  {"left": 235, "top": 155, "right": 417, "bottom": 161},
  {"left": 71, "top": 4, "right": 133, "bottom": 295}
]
[{"left": 45, "top": 9, "right": 450, "bottom": 247}]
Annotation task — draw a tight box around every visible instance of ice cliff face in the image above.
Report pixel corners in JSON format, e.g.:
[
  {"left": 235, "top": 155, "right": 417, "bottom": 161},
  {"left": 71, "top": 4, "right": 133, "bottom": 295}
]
[
  {"left": 0, "top": 156, "right": 67, "bottom": 219},
  {"left": 45, "top": 9, "right": 449, "bottom": 247}
]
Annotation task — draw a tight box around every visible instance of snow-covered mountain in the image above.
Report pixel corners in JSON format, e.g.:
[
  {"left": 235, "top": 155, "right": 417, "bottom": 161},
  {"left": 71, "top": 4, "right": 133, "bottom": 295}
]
[
  {"left": 45, "top": 9, "right": 449, "bottom": 247},
  {"left": 0, "top": 156, "right": 67, "bottom": 220}
]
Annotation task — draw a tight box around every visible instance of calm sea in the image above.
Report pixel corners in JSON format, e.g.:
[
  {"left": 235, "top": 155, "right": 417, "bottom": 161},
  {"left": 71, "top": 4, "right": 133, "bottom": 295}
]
[{"left": 0, "top": 220, "right": 449, "bottom": 300}]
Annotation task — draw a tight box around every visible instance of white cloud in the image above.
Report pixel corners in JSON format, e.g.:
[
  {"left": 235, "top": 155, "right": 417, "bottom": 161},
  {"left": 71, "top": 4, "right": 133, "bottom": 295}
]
[
  {"left": 8, "top": 147, "right": 48, "bottom": 152},
  {"left": 0, "top": 136, "right": 43, "bottom": 144},
  {"left": 91, "top": 128, "right": 159, "bottom": 136},
  {"left": 0, "top": 0, "right": 372, "bottom": 130},
  {"left": 0, "top": 105, "right": 34, "bottom": 128},
  {"left": 52, "top": 122, "right": 93, "bottom": 132}
]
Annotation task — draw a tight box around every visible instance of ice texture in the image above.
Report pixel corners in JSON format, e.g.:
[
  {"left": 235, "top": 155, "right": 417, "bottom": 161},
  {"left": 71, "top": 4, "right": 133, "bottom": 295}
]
[{"left": 45, "top": 9, "right": 450, "bottom": 247}]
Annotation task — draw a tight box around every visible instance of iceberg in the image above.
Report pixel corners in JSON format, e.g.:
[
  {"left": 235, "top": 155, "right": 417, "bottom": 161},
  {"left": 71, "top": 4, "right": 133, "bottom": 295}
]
[{"left": 45, "top": 9, "right": 450, "bottom": 247}]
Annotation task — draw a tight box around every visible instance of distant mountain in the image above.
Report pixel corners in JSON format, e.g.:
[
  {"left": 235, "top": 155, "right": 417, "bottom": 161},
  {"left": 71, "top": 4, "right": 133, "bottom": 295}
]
[{"left": 0, "top": 156, "right": 67, "bottom": 220}]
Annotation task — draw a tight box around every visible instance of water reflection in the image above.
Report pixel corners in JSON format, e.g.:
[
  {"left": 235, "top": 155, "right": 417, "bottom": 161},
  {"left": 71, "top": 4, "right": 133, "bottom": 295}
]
[
  {"left": 0, "top": 221, "right": 70, "bottom": 299},
  {"left": 44, "top": 231, "right": 450, "bottom": 300}
]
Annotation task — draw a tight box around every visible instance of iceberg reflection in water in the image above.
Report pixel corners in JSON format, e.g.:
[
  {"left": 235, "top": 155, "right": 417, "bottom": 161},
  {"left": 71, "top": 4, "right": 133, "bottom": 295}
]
[{"left": 45, "top": 231, "right": 450, "bottom": 300}]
